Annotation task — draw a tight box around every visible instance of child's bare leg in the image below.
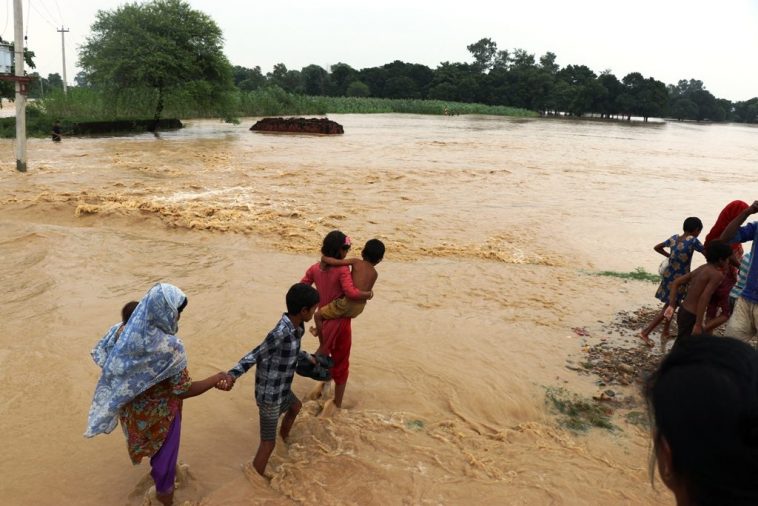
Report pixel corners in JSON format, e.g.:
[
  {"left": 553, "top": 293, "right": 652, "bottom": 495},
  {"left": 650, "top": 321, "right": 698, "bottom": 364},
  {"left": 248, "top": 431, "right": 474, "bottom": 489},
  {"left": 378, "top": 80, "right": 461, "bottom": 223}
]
[
  {"left": 334, "top": 382, "right": 347, "bottom": 408},
  {"left": 310, "top": 312, "right": 323, "bottom": 337},
  {"left": 252, "top": 441, "right": 276, "bottom": 476},
  {"left": 639, "top": 310, "right": 663, "bottom": 347},
  {"left": 279, "top": 400, "right": 301, "bottom": 441},
  {"left": 662, "top": 316, "right": 672, "bottom": 339},
  {"left": 704, "top": 314, "right": 729, "bottom": 333}
]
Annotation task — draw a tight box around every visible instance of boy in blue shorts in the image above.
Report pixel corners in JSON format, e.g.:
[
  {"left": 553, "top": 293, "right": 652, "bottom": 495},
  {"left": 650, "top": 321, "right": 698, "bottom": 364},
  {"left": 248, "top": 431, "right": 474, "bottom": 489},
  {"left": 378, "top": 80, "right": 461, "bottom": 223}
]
[{"left": 220, "top": 283, "right": 320, "bottom": 476}]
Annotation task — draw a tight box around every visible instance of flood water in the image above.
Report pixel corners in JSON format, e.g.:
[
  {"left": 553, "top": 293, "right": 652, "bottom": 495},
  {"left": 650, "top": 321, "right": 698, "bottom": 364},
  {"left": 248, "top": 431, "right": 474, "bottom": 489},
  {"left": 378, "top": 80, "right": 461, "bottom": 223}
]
[{"left": 1, "top": 114, "right": 756, "bottom": 505}]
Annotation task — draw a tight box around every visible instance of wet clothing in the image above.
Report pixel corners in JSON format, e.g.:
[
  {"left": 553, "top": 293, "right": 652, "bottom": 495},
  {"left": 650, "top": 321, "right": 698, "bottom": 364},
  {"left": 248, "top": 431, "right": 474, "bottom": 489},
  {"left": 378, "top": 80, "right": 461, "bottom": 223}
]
[
  {"left": 677, "top": 307, "right": 697, "bottom": 341},
  {"left": 86, "top": 283, "right": 188, "bottom": 438},
  {"left": 119, "top": 368, "right": 191, "bottom": 464},
  {"left": 150, "top": 412, "right": 182, "bottom": 495},
  {"left": 228, "top": 314, "right": 308, "bottom": 405},
  {"left": 319, "top": 296, "right": 366, "bottom": 320},
  {"left": 301, "top": 263, "right": 360, "bottom": 385},
  {"left": 258, "top": 392, "right": 299, "bottom": 441},
  {"left": 655, "top": 235, "right": 704, "bottom": 305}
]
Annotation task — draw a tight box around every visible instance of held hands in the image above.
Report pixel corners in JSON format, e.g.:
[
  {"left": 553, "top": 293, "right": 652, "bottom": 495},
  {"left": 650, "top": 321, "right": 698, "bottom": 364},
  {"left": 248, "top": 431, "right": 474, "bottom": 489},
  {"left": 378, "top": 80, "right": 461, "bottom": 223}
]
[
  {"left": 693, "top": 323, "right": 703, "bottom": 335},
  {"left": 215, "top": 372, "right": 236, "bottom": 391},
  {"left": 663, "top": 305, "right": 675, "bottom": 321}
]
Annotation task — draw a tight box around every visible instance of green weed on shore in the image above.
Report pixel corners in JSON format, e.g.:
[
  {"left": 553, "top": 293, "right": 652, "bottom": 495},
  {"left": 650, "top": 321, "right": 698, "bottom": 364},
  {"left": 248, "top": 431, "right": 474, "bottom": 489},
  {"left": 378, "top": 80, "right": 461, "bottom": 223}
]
[
  {"left": 592, "top": 267, "right": 660, "bottom": 283},
  {"left": 545, "top": 386, "right": 617, "bottom": 432}
]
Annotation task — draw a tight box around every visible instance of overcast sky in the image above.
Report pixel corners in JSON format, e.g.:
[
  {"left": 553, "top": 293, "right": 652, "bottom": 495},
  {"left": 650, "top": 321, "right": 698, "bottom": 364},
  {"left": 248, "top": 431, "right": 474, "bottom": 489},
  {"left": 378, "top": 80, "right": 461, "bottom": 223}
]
[{"left": 6, "top": 0, "right": 758, "bottom": 101}]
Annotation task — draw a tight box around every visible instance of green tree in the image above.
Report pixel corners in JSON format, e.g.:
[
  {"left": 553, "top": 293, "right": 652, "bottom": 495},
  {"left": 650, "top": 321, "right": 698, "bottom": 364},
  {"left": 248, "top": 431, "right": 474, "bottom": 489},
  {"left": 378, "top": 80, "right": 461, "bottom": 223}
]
[
  {"left": 733, "top": 98, "right": 758, "bottom": 123},
  {"left": 345, "top": 81, "right": 370, "bottom": 97},
  {"left": 267, "top": 63, "right": 302, "bottom": 94},
  {"left": 669, "top": 98, "right": 698, "bottom": 120},
  {"left": 74, "top": 70, "right": 92, "bottom": 88},
  {"left": 233, "top": 65, "right": 266, "bottom": 91},
  {"left": 301, "top": 64, "right": 329, "bottom": 95},
  {"left": 329, "top": 63, "right": 358, "bottom": 96},
  {"left": 467, "top": 37, "right": 498, "bottom": 72},
  {"left": 47, "top": 73, "right": 63, "bottom": 90},
  {"left": 383, "top": 76, "right": 419, "bottom": 99},
  {"left": 509, "top": 48, "right": 535, "bottom": 70},
  {"left": 597, "top": 72, "right": 622, "bottom": 118},
  {"left": 357, "top": 67, "right": 388, "bottom": 97},
  {"left": 539, "top": 52, "right": 559, "bottom": 75},
  {"left": 79, "top": 0, "right": 233, "bottom": 127}
]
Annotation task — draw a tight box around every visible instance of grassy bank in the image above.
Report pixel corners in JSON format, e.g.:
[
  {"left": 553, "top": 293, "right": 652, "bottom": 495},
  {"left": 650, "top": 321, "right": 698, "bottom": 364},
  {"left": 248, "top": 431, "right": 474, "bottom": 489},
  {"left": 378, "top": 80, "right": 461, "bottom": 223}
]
[
  {"left": 237, "top": 86, "right": 536, "bottom": 117},
  {"left": 0, "top": 86, "right": 535, "bottom": 137}
]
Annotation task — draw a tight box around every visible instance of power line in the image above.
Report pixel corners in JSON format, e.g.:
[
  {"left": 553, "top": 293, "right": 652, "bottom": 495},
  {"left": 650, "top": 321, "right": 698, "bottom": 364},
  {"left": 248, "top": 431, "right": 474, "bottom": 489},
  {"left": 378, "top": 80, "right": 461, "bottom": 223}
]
[
  {"left": 37, "top": 0, "right": 57, "bottom": 27},
  {"left": 28, "top": 0, "right": 56, "bottom": 29},
  {"left": 51, "top": 0, "right": 62, "bottom": 25}
]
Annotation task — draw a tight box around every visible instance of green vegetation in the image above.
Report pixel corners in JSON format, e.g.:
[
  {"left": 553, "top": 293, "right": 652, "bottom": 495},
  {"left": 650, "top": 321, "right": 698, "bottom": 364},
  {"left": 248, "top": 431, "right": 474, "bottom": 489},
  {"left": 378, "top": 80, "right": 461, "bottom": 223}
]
[
  {"left": 592, "top": 267, "right": 660, "bottom": 283},
  {"left": 236, "top": 86, "right": 534, "bottom": 117},
  {"left": 1, "top": 85, "right": 534, "bottom": 138},
  {"left": 9, "top": 1, "right": 756, "bottom": 130},
  {"left": 224, "top": 37, "right": 754, "bottom": 123},
  {"left": 78, "top": 0, "right": 233, "bottom": 125},
  {"left": 545, "top": 387, "right": 617, "bottom": 433}
]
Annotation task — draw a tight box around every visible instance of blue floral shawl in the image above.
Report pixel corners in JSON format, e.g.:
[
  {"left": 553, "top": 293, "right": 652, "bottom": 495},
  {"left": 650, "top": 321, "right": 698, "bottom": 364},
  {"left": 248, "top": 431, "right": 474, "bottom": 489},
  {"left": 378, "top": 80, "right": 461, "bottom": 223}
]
[{"left": 85, "top": 283, "right": 188, "bottom": 437}]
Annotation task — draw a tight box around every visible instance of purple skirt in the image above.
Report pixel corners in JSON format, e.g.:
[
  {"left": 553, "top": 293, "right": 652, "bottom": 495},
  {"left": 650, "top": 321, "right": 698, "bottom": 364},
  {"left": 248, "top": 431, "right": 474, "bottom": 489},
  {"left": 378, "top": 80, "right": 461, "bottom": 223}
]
[{"left": 150, "top": 412, "right": 181, "bottom": 495}]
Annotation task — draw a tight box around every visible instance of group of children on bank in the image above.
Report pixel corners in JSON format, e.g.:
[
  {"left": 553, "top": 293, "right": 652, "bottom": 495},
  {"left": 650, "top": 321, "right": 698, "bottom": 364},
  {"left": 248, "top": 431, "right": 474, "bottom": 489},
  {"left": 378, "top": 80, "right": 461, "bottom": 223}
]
[
  {"left": 85, "top": 231, "right": 384, "bottom": 506},
  {"left": 640, "top": 199, "right": 758, "bottom": 349}
]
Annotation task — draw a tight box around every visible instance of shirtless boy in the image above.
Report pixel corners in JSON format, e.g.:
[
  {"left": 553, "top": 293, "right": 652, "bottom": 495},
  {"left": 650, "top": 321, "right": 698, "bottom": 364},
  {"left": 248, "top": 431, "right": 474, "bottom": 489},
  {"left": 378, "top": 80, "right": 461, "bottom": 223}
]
[
  {"left": 311, "top": 238, "right": 385, "bottom": 338},
  {"left": 664, "top": 241, "right": 733, "bottom": 343}
]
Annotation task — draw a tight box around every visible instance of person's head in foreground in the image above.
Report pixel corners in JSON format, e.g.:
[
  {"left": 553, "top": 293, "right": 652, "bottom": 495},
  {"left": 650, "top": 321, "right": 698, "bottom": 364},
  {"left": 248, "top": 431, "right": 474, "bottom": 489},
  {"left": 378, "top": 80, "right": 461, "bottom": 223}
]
[
  {"left": 361, "top": 238, "right": 385, "bottom": 265},
  {"left": 704, "top": 240, "right": 732, "bottom": 267},
  {"left": 645, "top": 335, "right": 758, "bottom": 506},
  {"left": 682, "top": 216, "right": 703, "bottom": 236},
  {"left": 286, "top": 282, "right": 320, "bottom": 322},
  {"left": 321, "top": 230, "right": 350, "bottom": 259}
]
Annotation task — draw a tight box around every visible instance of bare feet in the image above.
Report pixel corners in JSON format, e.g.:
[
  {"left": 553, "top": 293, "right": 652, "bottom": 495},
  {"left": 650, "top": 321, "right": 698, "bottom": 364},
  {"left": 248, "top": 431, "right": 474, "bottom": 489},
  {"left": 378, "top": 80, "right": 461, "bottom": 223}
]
[
  {"left": 318, "top": 399, "right": 339, "bottom": 418},
  {"left": 639, "top": 332, "right": 654, "bottom": 348},
  {"left": 305, "top": 381, "right": 327, "bottom": 401},
  {"left": 242, "top": 461, "right": 269, "bottom": 483}
]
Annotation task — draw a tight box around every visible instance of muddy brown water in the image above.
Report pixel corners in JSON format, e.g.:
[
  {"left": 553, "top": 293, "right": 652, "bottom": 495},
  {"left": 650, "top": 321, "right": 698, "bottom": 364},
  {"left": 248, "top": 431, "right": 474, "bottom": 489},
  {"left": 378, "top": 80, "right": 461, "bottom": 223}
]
[{"left": 1, "top": 114, "right": 756, "bottom": 505}]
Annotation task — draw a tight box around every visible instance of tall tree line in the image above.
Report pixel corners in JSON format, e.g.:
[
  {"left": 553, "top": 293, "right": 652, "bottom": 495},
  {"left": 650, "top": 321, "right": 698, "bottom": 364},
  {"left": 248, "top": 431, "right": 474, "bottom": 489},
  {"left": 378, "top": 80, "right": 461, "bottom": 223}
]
[{"left": 225, "top": 38, "right": 755, "bottom": 123}]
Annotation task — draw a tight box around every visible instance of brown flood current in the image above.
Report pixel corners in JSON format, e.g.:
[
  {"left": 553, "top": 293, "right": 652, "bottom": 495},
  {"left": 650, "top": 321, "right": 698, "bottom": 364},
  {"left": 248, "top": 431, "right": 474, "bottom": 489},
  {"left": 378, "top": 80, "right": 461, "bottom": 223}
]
[{"left": 1, "top": 114, "right": 757, "bottom": 505}]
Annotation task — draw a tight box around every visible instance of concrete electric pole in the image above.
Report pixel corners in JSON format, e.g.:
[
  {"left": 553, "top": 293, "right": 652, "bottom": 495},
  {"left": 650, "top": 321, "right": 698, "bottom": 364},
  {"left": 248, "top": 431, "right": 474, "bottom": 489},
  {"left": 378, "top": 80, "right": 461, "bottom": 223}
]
[
  {"left": 57, "top": 26, "right": 69, "bottom": 94},
  {"left": 14, "top": 0, "right": 26, "bottom": 172}
]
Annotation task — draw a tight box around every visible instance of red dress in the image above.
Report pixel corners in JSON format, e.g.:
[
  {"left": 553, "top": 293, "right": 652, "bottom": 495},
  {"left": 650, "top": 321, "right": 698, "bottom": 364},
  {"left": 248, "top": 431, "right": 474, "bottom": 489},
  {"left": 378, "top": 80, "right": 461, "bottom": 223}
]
[{"left": 301, "top": 263, "right": 361, "bottom": 384}]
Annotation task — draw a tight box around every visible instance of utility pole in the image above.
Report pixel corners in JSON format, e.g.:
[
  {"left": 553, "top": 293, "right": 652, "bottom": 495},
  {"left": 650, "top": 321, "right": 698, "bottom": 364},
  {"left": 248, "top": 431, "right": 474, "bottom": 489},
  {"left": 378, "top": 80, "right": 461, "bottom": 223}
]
[
  {"left": 57, "top": 26, "right": 69, "bottom": 94},
  {"left": 14, "top": 0, "right": 26, "bottom": 172}
]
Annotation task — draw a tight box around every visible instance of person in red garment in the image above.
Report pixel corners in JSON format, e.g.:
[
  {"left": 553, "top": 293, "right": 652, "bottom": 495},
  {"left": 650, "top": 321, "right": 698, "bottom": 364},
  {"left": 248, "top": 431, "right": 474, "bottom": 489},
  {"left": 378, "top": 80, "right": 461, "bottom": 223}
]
[
  {"left": 300, "top": 231, "right": 373, "bottom": 408},
  {"left": 702, "top": 200, "right": 749, "bottom": 332}
]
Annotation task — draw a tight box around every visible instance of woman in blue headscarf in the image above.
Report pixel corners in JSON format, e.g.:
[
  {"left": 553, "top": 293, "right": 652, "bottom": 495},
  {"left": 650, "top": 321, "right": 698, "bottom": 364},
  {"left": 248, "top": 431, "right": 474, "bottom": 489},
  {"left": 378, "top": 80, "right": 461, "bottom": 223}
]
[{"left": 86, "top": 283, "right": 226, "bottom": 506}]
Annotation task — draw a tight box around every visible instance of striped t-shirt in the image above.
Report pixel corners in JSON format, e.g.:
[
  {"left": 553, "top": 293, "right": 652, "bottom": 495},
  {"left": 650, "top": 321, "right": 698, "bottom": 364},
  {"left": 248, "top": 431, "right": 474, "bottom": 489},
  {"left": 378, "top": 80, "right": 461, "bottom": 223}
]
[{"left": 730, "top": 251, "right": 753, "bottom": 299}]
